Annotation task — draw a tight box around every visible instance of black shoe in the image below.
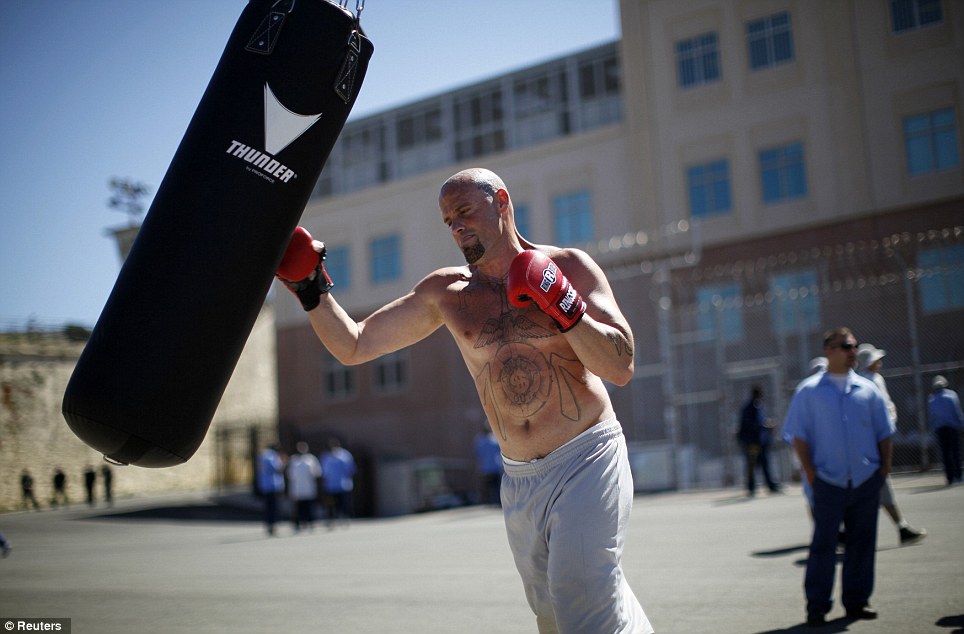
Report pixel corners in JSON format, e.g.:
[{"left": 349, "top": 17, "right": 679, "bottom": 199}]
[
  {"left": 845, "top": 605, "right": 878, "bottom": 620},
  {"left": 806, "top": 611, "right": 826, "bottom": 627},
  {"left": 900, "top": 526, "right": 927, "bottom": 545}
]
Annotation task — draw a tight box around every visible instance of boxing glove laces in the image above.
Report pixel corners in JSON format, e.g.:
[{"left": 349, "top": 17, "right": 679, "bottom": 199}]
[
  {"left": 507, "top": 249, "right": 587, "bottom": 332},
  {"left": 276, "top": 226, "right": 333, "bottom": 311}
]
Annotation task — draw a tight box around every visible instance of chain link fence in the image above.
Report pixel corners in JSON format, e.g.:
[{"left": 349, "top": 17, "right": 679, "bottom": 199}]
[{"left": 611, "top": 223, "right": 964, "bottom": 490}]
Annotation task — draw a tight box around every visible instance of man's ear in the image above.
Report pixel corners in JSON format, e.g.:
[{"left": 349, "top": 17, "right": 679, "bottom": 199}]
[{"left": 497, "top": 188, "right": 510, "bottom": 211}]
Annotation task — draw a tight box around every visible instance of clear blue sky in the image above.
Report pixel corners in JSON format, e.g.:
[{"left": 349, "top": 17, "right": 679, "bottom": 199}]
[{"left": 0, "top": 0, "right": 619, "bottom": 328}]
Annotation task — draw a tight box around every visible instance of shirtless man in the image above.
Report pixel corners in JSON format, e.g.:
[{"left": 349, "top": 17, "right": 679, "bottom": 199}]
[{"left": 279, "top": 168, "right": 653, "bottom": 633}]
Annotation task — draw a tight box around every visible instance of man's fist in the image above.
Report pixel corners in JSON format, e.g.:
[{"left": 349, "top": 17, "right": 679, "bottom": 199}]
[
  {"left": 507, "top": 250, "right": 586, "bottom": 332},
  {"left": 276, "top": 226, "right": 333, "bottom": 311}
]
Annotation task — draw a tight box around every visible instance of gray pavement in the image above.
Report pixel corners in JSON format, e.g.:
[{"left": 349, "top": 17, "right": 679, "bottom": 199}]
[{"left": 0, "top": 472, "right": 961, "bottom": 634}]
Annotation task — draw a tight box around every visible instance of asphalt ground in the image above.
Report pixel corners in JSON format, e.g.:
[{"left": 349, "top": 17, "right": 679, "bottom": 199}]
[{"left": 0, "top": 472, "right": 961, "bottom": 634}]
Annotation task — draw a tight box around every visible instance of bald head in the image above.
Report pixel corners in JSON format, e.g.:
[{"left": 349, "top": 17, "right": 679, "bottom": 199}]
[
  {"left": 440, "top": 168, "right": 507, "bottom": 200},
  {"left": 438, "top": 168, "right": 520, "bottom": 266}
]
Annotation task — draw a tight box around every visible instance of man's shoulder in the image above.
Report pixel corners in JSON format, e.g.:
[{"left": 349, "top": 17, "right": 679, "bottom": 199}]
[
  {"left": 795, "top": 372, "right": 824, "bottom": 393},
  {"left": 409, "top": 266, "right": 472, "bottom": 301},
  {"left": 419, "top": 266, "right": 471, "bottom": 287},
  {"left": 851, "top": 372, "right": 883, "bottom": 396}
]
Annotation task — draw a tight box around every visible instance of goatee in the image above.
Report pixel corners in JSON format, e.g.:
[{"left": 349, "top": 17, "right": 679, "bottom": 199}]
[{"left": 462, "top": 243, "right": 485, "bottom": 264}]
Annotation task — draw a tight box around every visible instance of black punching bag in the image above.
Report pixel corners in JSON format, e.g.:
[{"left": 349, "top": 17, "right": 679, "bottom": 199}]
[{"left": 62, "top": 0, "right": 373, "bottom": 467}]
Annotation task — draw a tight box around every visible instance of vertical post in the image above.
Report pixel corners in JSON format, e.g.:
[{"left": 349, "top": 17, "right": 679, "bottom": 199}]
[
  {"left": 902, "top": 260, "right": 928, "bottom": 470},
  {"left": 250, "top": 426, "right": 260, "bottom": 496},
  {"left": 714, "top": 297, "right": 733, "bottom": 487},
  {"left": 656, "top": 266, "right": 680, "bottom": 489}
]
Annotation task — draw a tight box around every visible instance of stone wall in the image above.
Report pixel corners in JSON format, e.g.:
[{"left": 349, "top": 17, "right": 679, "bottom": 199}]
[{"left": 0, "top": 305, "right": 277, "bottom": 512}]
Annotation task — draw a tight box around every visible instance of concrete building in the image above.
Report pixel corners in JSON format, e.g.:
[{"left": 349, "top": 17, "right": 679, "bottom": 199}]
[{"left": 276, "top": 0, "right": 963, "bottom": 509}]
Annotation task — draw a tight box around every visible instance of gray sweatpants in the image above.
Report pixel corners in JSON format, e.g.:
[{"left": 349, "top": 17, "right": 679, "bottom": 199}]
[{"left": 501, "top": 419, "right": 654, "bottom": 634}]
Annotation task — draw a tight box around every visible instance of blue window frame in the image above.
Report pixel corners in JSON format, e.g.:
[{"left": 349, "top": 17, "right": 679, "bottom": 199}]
[
  {"left": 760, "top": 142, "right": 807, "bottom": 204},
  {"left": 687, "top": 160, "right": 732, "bottom": 219},
  {"left": 769, "top": 270, "right": 820, "bottom": 336},
  {"left": 676, "top": 32, "right": 721, "bottom": 89},
  {"left": 552, "top": 191, "right": 594, "bottom": 245},
  {"left": 747, "top": 12, "right": 794, "bottom": 70},
  {"left": 903, "top": 108, "right": 960, "bottom": 176},
  {"left": 324, "top": 245, "right": 351, "bottom": 292},
  {"left": 370, "top": 235, "right": 401, "bottom": 284},
  {"left": 919, "top": 246, "right": 964, "bottom": 313},
  {"left": 696, "top": 283, "right": 743, "bottom": 342},
  {"left": 890, "top": 0, "right": 943, "bottom": 32}
]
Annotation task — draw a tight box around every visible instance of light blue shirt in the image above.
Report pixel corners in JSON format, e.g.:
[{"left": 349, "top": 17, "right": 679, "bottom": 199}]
[
  {"left": 257, "top": 448, "right": 285, "bottom": 494},
  {"left": 783, "top": 370, "right": 895, "bottom": 488},
  {"left": 320, "top": 447, "right": 356, "bottom": 494},
  {"left": 928, "top": 389, "right": 964, "bottom": 432}
]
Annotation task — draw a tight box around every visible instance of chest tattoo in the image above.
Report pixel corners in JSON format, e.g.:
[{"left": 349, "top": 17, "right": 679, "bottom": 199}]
[{"left": 457, "top": 274, "right": 585, "bottom": 440}]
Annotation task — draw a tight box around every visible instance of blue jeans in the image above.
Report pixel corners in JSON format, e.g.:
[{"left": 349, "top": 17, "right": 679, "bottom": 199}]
[{"left": 805, "top": 471, "right": 882, "bottom": 616}]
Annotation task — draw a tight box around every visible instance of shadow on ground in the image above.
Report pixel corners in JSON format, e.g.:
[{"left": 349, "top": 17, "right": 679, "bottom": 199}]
[{"left": 81, "top": 500, "right": 263, "bottom": 523}]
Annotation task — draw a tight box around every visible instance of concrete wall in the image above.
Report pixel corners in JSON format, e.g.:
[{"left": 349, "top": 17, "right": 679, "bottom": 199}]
[{"left": 0, "top": 305, "right": 277, "bottom": 512}]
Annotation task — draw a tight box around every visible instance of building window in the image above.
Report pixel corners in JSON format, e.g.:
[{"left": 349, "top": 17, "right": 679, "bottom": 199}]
[
  {"left": 322, "top": 355, "right": 356, "bottom": 401},
  {"left": 513, "top": 69, "right": 570, "bottom": 147},
  {"left": 339, "top": 124, "right": 385, "bottom": 191},
  {"left": 919, "top": 246, "right": 964, "bottom": 313},
  {"left": 759, "top": 142, "right": 807, "bottom": 204},
  {"left": 890, "top": 0, "right": 943, "bottom": 32},
  {"left": 676, "top": 32, "right": 721, "bottom": 89},
  {"left": 454, "top": 88, "right": 505, "bottom": 161},
  {"left": 370, "top": 235, "right": 401, "bottom": 284},
  {"left": 577, "top": 49, "right": 622, "bottom": 129},
  {"left": 696, "top": 283, "right": 743, "bottom": 342},
  {"left": 768, "top": 270, "right": 820, "bottom": 336},
  {"left": 746, "top": 12, "right": 794, "bottom": 70},
  {"left": 552, "top": 191, "right": 594, "bottom": 245},
  {"left": 514, "top": 204, "right": 532, "bottom": 241},
  {"left": 687, "top": 159, "right": 732, "bottom": 219},
  {"left": 903, "top": 108, "right": 960, "bottom": 176},
  {"left": 324, "top": 245, "right": 351, "bottom": 292},
  {"left": 395, "top": 105, "right": 448, "bottom": 178},
  {"left": 374, "top": 350, "right": 408, "bottom": 393},
  {"left": 396, "top": 107, "right": 443, "bottom": 150}
]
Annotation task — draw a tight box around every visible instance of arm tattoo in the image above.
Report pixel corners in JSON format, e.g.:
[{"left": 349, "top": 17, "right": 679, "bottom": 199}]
[{"left": 608, "top": 332, "right": 634, "bottom": 357}]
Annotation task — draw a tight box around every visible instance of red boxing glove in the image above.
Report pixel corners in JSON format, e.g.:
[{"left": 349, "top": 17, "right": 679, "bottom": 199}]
[
  {"left": 277, "top": 227, "right": 320, "bottom": 281},
  {"left": 507, "top": 250, "right": 587, "bottom": 332},
  {"left": 276, "top": 227, "right": 333, "bottom": 311}
]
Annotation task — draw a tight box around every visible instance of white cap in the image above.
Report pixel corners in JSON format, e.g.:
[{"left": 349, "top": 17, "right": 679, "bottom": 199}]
[
  {"left": 856, "top": 343, "right": 885, "bottom": 370},
  {"left": 809, "top": 356, "right": 828, "bottom": 372},
  {"left": 933, "top": 375, "right": 948, "bottom": 389}
]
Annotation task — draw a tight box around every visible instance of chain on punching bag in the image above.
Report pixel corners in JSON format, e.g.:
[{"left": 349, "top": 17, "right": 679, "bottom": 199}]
[{"left": 62, "top": 0, "right": 374, "bottom": 467}]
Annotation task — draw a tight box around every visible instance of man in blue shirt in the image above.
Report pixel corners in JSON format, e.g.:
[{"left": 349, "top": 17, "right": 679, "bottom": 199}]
[
  {"left": 320, "top": 437, "right": 357, "bottom": 528},
  {"left": 737, "top": 386, "right": 781, "bottom": 496},
  {"left": 928, "top": 375, "right": 963, "bottom": 485},
  {"left": 257, "top": 444, "right": 286, "bottom": 536},
  {"left": 783, "top": 327, "right": 895, "bottom": 627}
]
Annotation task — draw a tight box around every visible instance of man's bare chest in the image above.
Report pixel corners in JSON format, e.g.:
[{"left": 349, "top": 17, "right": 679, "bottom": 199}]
[{"left": 443, "top": 277, "right": 559, "bottom": 354}]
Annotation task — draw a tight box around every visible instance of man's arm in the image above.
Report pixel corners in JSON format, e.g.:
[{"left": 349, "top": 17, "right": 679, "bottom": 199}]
[
  {"left": 278, "top": 234, "right": 446, "bottom": 365},
  {"left": 792, "top": 437, "right": 816, "bottom": 485},
  {"left": 516, "top": 248, "right": 634, "bottom": 386},
  {"left": 307, "top": 273, "right": 445, "bottom": 366},
  {"left": 563, "top": 250, "right": 635, "bottom": 386}
]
